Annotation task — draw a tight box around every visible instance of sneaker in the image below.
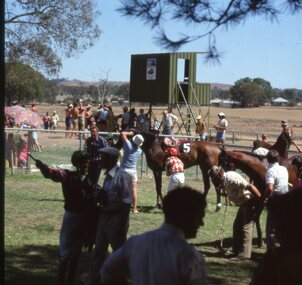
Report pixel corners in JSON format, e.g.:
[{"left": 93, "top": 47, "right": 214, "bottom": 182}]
[
  {"left": 132, "top": 209, "right": 139, "bottom": 214},
  {"left": 229, "top": 256, "right": 248, "bottom": 261}
]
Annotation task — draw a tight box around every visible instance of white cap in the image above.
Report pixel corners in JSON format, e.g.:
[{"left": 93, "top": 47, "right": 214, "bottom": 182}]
[
  {"left": 196, "top": 115, "right": 202, "bottom": 120},
  {"left": 218, "top": 112, "right": 225, "bottom": 117},
  {"left": 133, "top": 134, "right": 144, "bottom": 146}
]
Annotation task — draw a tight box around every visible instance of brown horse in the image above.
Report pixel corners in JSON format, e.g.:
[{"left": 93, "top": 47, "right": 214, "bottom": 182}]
[
  {"left": 252, "top": 131, "right": 292, "bottom": 159},
  {"left": 114, "top": 131, "right": 222, "bottom": 208},
  {"left": 221, "top": 146, "right": 301, "bottom": 246}
]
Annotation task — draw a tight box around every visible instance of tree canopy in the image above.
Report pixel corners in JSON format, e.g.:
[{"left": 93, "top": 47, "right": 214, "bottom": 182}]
[
  {"left": 230, "top": 77, "right": 273, "bottom": 107},
  {"left": 118, "top": 0, "right": 302, "bottom": 61},
  {"left": 5, "top": 0, "right": 101, "bottom": 75},
  {"left": 5, "top": 62, "right": 46, "bottom": 105}
]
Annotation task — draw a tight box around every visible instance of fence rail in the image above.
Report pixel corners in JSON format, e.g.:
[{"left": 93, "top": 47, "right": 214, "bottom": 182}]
[{"left": 5, "top": 127, "right": 301, "bottom": 177}]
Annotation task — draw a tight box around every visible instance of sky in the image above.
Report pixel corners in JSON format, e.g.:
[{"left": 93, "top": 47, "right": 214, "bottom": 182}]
[{"left": 59, "top": 1, "right": 302, "bottom": 89}]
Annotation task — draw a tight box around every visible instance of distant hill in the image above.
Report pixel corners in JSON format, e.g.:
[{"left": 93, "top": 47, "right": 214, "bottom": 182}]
[
  {"left": 210, "top": 83, "right": 233, "bottom": 90},
  {"left": 58, "top": 79, "right": 127, "bottom": 87}
]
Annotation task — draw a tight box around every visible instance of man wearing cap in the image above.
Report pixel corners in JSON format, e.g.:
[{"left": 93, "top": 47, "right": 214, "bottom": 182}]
[
  {"left": 86, "top": 147, "right": 132, "bottom": 285},
  {"left": 195, "top": 115, "right": 207, "bottom": 141},
  {"left": 165, "top": 148, "right": 185, "bottom": 192},
  {"left": 119, "top": 106, "right": 130, "bottom": 131},
  {"left": 209, "top": 165, "right": 261, "bottom": 261},
  {"left": 120, "top": 131, "right": 144, "bottom": 213},
  {"left": 35, "top": 150, "right": 97, "bottom": 284},
  {"left": 214, "top": 112, "right": 228, "bottom": 144},
  {"left": 85, "top": 126, "right": 108, "bottom": 185}
]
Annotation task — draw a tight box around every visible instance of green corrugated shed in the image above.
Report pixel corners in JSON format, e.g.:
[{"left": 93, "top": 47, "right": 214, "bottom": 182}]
[{"left": 129, "top": 52, "right": 210, "bottom": 106}]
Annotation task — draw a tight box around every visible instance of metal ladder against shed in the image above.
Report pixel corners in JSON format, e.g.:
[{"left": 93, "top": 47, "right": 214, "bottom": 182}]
[{"left": 174, "top": 82, "right": 210, "bottom": 136}]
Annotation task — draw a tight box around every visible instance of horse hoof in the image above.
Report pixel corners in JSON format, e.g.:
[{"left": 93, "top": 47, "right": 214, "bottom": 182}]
[{"left": 215, "top": 206, "right": 221, "bottom": 212}]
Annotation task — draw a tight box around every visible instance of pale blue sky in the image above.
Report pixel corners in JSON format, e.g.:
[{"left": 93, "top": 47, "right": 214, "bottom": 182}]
[{"left": 60, "top": 1, "right": 302, "bottom": 89}]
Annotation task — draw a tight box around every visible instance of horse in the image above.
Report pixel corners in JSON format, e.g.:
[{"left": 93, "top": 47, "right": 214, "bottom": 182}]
[
  {"left": 114, "top": 131, "right": 223, "bottom": 209},
  {"left": 252, "top": 131, "right": 293, "bottom": 159}
]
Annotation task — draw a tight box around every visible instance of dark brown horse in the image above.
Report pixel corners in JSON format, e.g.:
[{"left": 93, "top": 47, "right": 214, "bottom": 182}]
[
  {"left": 115, "top": 131, "right": 222, "bottom": 208},
  {"left": 253, "top": 131, "right": 292, "bottom": 159}
]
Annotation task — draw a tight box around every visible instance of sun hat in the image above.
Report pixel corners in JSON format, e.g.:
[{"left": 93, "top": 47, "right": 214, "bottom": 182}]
[
  {"left": 133, "top": 134, "right": 144, "bottom": 147},
  {"left": 208, "top": 165, "right": 222, "bottom": 178},
  {"left": 218, "top": 112, "right": 225, "bottom": 117},
  {"left": 196, "top": 115, "right": 202, "bottom": 120},
  {"left": 97, "top": 147, "right": 120, "bottom": 158}
]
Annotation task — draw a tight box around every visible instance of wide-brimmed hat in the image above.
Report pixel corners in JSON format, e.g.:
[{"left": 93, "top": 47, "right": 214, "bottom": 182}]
[
  {"left": 208, "top": 166, "right": 222, "bottom": 179},
  {"left": 196, "top": 115, "right": 202, "bottom": 120},
  {"left": 133, "top": 134, "right": 144, "bottom": 146},
  {"left": 218, "top": 112, "right": 225, "bottom": 117},
  {"left": 97, "top": 147, "right": 120, "bottom": 158}
]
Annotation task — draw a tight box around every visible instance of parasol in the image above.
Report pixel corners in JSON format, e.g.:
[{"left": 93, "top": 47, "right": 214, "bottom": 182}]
[{"left": 5, "top": 105, "right": 43, "bottom": 128}]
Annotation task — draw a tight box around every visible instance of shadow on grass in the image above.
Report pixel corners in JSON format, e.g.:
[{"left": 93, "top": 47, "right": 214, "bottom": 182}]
[
  {"left": 137, "top": 205, "right": 163, "bottom": 214},
  {"left": 5, "top": 245, "right": 91, "bottom": 285}
]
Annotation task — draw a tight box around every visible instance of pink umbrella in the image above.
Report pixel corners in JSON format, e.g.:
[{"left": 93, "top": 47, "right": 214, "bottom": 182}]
[{"left": 5, "top": 105, "right": 43, "bottom": 128}]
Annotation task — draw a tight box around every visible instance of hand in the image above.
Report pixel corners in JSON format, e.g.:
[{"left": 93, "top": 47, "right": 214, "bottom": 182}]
[{"left": 35, "top": 160, "right": 43, "bottom": 169}]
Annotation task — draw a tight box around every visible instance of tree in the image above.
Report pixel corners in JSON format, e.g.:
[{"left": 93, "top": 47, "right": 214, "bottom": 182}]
[
  {"left": 118, "top": 1, "right": 302, "bottom": 60},
  {"left": 116, "top": 83, "right": 130, "bottom": 99},
  {"left": 5, "top": 0, "right": 101, "bottom": 75},
  {"left": 5, "top": 62, "right": 46, "bottom": 105},
  {"left": 230, "top": 77, "right": 269, "bottom": 107}
]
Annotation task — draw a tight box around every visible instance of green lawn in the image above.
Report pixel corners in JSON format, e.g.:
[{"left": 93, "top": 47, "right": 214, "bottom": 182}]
[{"left": 5, "top": 173, "right": 267, "bottom": 285}]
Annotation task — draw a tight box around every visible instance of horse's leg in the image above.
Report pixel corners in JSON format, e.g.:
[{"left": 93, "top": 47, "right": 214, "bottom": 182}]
[
  {"left": 202, "top": 167, "right": 221, "bottom": 212},
  {"left": 153, "top": 170, "right": 163, "bottom": 208},
  {"left": 254, "top": 201, "right": 264, "bottom": 247}
]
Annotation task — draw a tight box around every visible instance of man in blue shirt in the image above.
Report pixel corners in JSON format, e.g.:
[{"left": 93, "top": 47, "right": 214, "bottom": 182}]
[
  {"left": 85, "top": 126, "right": 108, "bottom": 185},
  {"left": 120, "top": 131, "right": 144, "bottom": 213},
  {"left": 85, "top": 147, "right": 132, "bottom": 285}
]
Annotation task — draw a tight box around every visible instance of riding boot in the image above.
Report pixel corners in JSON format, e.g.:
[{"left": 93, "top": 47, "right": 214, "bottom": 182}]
[
  {"left": 57, "top": 258, "right": 69, "bottom": 285},
  {"left": 65, "top": 257, "right": 78, "bottom": 285}
]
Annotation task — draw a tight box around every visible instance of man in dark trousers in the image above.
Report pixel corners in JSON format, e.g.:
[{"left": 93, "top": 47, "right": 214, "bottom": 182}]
[
  {"left": 35, "top": 150, "right": 97, "bottom": 285},
  {"left": 85, "top": 126, "right": 108, "bottom": 185},
  {"left": 85, "top": 147, "right": 132, "bottom": 285}
]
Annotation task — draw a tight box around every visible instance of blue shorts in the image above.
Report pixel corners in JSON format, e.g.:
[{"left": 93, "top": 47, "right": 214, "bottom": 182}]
[{"left": 216, "top": 132, "right": 226, "bottom": 141}]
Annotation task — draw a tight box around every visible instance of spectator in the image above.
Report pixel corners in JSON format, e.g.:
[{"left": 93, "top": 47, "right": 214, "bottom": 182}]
[
  {"left": 209, "top": 165, "right": 262, "bottom": 261},
  {"left": 161, "top": 110, "right": 178, "bottom": 136},
  {"left": 195, "top": 115, "right": 207, "bottom": 141},
  {"left": 261, "top": 134, "right": 268, "bottom": 142},
  {"left": 31, "top": 103, "right": 38, "bottom": 113},
  {"left": 17, "top": 134, "right": 29, "bottom": 168},
  {"left": 214, "top": 112, "right": 228, "bottom": 144},
  {"left": 119, "top": 106, "right": 130, "bottom": 131},
  {"left": 78, "top": 99, "right": 86, "bottom": 132},
  {"left": 165, "top": 148, "right": 185, "bottom": 192},
  {"left": 65, "top": 104, "right": 73, "bottom": 138},
  {"left": 107, "top": 106, "right": 117, "bottom": 132},
  {"left": 85, "top": 147, "right": 132, "bottom": 285},
  {"left": 96, "top": 104, "right": 109, "bottom": 131},
  {"left": 29, "top": 127, "right": 42, "bottom": 152},
  {"left": 265, "top": 149, "right": 289, "bottom": 250},
  {"left": 251, "top": 190, "right": 302, "bottom": 285},
  {"left": 129, "top": 107, "right": 137, "bottom": 129},
  {"left": 50, "top": 111, "right": 59, "bottom": 130},
  {"left": 70, "top": 103, "right": 79, "bottom": 138},
  {"left": 85, "top": 104, "right": 93, "bottom": 128},
  {"left": 120, "top": 131, "right": 144, "bottom": 213},
  {"left": 85, "top": 126, "right": 108, "bottom": 185},
  {"left": 101, "top": 186, "right": 208, "bottom": 285},
  {"left": 42, "top": 112, "right": 50, "bottom": 130},
  {"left": 136, "top": 108, "right": 147, "bottom": 132},
  {"left": 35, "top": 150, "right": 97, "bottom": 285}
]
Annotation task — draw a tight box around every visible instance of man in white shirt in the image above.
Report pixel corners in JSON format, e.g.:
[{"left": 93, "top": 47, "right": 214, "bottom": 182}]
[
  {"left": 161, "top": 110, "right": 178, "bottom": 136},
  {"left": 214, "top": 112, "right": 228, "bottom": 143},
  {"left": 101, "top": 186, "right": 208, "bottom": 285},
  {"left": 265, "top": 149, "right": 289, "bottom": 250}
]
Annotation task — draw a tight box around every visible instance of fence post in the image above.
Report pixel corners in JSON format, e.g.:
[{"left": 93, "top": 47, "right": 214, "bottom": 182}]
[{"left": 232, "top": 131, "right": 235, "bottom": 144}]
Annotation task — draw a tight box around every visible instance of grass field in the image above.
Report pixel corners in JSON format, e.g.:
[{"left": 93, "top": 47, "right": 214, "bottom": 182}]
[{"left": 5, "top": 172, "right": 267, "bottom": 285}]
